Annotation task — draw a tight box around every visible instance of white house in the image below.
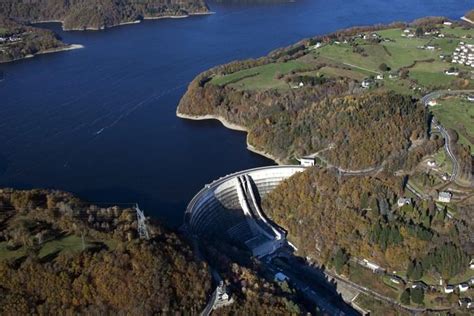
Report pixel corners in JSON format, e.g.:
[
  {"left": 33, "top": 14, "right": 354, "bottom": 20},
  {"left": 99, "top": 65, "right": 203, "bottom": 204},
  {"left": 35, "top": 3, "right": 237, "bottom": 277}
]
[
  {"left": 299, "top": 157, "right": 315, "bottom": 167},
  {"left": 397, "top": 197, "right": 411, "bottom": 208},
  {"left": 427, "top": 160, "right": 436, "bottom": 167},
  {"left": 470, "top": 259, "right": 474, "bottom": 269},
  {"left": 467, "top": 95, "right": 474, "bottom": 102},
  {"left": 445, "top": 69, "right": 459, "bottom": 76},
  {"left": 362, "top": 259, "right": 382, "bottom": 272},
  {"left": 444, "top": 285, "right": 455, "bottom": 293},
  {"left": 361, "top": 78, "right": 373, "bottom": 88},
  {"left": 438, "top": 191, "right": 452, "bottom": 203},
  {"left": 428, "top": 100, "right": 438, "bottom": 106},
  {"left": 443, "top": 21, "right": 453, "bottom": 26},
  {"left": 390, "top": 276, "right": 403, "bottom": 284},
  {"left": 376, "top": 74, "right": 383, "bottom": 80},
  {"left": 458, "top": 283, "right": 469, "bottom": 292}
]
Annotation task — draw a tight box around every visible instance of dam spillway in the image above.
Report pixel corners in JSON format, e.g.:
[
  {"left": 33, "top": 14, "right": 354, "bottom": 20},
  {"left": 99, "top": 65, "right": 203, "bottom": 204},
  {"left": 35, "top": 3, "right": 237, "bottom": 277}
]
[{"left": 184, "top": 166, "right": 305, "bottom": 257}]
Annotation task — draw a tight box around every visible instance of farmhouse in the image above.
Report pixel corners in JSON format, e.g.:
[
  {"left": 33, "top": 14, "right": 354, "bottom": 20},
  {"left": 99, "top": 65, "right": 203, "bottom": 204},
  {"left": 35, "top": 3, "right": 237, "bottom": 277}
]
[
  {"left": 443, "top": 285, "right": 455, "bottom": 293},
  {"left": 299, "top": 157, "right": 315, "bottom": 167},
  {"left": 445, "top": 69, "right": 459, "bottom": 76},
  {"left": 438, "top": 191, "right": 452, "bottom": 203},
  {"left": 397, "top": 197, "right": 411, "bottom": 207},
  {"left": 361, "top": 78, "right": 374, "bottom": 88},
  {"left": 458, "top": 283, "right": 469, "bottom": 292},
  {"left": 427, "top": 160, "right": 436, "bottom": 167},
  {"left": 428, "top": 100, "right": 438, "bottom": 106}
]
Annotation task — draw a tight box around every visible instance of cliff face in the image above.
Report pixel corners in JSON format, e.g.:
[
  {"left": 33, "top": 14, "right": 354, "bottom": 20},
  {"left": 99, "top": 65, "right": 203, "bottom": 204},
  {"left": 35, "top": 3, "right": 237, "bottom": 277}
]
[{"left": 0, "top": 0, "right": 209, "bottom": 30}]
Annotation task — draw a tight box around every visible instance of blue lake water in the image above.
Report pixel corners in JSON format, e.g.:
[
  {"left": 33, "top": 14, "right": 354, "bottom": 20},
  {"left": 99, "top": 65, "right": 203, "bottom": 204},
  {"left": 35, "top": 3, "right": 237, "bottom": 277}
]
[{"left": 0, "top": 0, "right": 471, "bottom": 226}]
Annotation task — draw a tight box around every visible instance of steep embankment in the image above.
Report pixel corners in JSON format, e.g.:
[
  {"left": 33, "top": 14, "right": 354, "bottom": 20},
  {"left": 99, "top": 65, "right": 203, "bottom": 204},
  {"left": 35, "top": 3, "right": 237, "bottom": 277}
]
[{"left": 0, "top": 0, "right": 209, "bottom": 31}]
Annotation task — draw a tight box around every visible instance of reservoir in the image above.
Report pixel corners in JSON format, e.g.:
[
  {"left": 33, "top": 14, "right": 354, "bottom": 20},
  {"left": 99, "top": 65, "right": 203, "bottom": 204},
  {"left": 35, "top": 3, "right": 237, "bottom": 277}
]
[{"left": 0, "top": 0, "right": 471, "bottom": 226}]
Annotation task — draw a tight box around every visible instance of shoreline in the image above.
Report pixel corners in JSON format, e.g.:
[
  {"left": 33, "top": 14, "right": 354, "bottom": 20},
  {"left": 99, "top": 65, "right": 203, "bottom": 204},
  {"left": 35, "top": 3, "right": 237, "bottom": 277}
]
[
  {"left": 33, "top": 11, "right": 215, "bottom": 31},
  {"left": 176, "top": 111, "right": 285, "bottom": 165},
  {"left": 0, "top": 44, "right": 84, "bottom": 64}
]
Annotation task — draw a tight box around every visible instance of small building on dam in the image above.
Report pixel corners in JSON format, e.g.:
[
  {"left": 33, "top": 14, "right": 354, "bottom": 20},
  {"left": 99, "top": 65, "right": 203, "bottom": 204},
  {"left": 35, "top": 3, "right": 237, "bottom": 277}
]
[{"left": 184, "top": 166, "right": 305, "bottom": 257}]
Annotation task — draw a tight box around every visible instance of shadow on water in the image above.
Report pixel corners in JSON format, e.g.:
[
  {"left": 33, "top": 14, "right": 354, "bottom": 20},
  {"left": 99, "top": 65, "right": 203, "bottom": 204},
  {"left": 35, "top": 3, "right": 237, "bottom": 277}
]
[{"left": 0, "top": 155, "right": 9, "bottom": 177}]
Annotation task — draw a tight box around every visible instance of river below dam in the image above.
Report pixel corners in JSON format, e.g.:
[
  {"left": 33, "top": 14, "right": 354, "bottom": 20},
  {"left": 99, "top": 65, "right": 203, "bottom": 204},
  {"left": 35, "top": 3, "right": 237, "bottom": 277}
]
[{"left": 0, "top": 0, "right": 471, "bottom": 226}]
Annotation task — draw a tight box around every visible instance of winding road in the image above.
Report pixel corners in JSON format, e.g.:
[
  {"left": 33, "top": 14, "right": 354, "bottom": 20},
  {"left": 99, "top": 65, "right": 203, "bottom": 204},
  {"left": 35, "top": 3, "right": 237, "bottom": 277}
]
[{"left": 421, "top": 89, "right": 474, "bottom": 183}]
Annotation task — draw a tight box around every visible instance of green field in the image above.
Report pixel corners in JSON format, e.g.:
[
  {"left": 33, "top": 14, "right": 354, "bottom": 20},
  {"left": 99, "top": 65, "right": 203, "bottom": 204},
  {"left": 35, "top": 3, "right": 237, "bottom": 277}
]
[
  {"left": 0, "top": 234, "right": 113, "bottom": 262},
  {"left": 211, "top": 60, "right": 310, "bottom": 90},
  {"left": 210, "top": 25, "right": 474, "bottom": 93},
  {"left": 433, "top": 148, "right": 454, "bottom": 173},
  {"left": 431, "top": 96, "right": 474, "bottom": 154}
]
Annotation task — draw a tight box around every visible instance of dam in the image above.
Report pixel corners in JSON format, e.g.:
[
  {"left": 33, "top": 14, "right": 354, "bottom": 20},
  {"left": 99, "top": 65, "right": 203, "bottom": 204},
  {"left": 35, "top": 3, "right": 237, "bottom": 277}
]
[{"left": 184, "top": 166, "right": 305, "bottom": 257}]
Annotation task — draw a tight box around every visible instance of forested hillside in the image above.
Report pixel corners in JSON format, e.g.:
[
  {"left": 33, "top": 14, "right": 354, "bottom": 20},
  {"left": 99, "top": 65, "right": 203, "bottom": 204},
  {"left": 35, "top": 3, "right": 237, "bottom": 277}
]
[
  {"left": 0, "top": 189, "right": 212, "bottom": 314},
  {"left": 0, "top": 0, "right": 209, "bottom": 30},
  {"left": 0, "top": 16, "right": 66, "bottom": 63},
  {"left": 0, "top": 188, "right": 307, "bottom": 314},
  {"left": 179, "top": 72, "right": 429, "bottom": 170},
  {"left": 262, "top": 169, "right": 472, "bottom": 280}
]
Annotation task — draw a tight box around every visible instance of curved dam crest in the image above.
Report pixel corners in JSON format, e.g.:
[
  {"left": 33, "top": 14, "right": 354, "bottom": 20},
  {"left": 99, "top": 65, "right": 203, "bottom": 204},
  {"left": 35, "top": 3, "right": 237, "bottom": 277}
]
[{"left": 185, "top": 165, "right": 305, "bottom": 256}]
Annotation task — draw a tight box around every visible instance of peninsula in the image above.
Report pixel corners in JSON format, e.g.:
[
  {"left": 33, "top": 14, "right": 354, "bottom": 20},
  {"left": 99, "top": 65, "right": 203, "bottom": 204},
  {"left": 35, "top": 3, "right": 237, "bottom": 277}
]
[
  {"left": 0, "top": 0, "right": 210, "bottom": 63},
  {"left": 178, "top": 14, "right": 474, "bottom": 313},
  {"left": 0, "top": 16, "right": 82, "bottom": 63}
]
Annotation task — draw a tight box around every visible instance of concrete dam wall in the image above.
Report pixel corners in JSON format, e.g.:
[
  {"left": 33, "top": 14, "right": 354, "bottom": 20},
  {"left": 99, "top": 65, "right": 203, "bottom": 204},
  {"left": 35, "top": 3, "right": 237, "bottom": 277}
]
[{"left": 185, "top": 166, "right": 305, "bottom": 256}]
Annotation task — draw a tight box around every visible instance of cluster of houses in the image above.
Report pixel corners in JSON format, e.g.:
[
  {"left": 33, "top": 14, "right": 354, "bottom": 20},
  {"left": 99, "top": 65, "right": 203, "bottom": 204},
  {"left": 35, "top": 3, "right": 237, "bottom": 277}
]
[
  {"left": 0, "top": 35, "right": 22, "bottom": 44},
  {"left": 451, "top": 42, "right": 474, "bottom": 68}
]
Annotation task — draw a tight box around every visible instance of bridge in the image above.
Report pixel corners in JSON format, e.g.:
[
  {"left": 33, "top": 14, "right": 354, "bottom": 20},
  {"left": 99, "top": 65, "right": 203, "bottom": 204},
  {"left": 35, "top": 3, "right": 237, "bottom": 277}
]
[{"left": 184, "top": 166, "right": 305, "bottom": 257}]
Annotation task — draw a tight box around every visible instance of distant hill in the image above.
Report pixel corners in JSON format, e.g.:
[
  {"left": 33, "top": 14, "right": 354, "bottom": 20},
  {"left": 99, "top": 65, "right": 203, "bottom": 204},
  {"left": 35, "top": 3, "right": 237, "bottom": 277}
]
[{"left": 0, "top": 0, "right": 209, "bottom": 30}]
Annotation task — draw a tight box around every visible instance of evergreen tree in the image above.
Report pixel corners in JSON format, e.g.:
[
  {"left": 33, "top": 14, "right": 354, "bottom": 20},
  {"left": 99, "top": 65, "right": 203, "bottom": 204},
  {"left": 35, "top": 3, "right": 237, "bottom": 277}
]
[
  {"left": 334, "top": 248, "right": 349, "bottom": 274},
  {"left": 400, "top": 289, "right": 411, "bottom": 305},
  {"left": 411, "top": 287, "right": 424, "bottom": 305}
]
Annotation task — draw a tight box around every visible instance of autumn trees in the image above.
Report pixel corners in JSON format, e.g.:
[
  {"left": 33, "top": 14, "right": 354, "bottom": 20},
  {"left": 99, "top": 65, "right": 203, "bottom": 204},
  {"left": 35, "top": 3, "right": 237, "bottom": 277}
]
[
  {"left": 0, "top": 189, "right": 212, "bottom": 314},
  {"left": 262, "top": 168, "right": 470, "bottom": 280},
  {"left": 0, "top": 0, "right": 209, "bottom": 31}
]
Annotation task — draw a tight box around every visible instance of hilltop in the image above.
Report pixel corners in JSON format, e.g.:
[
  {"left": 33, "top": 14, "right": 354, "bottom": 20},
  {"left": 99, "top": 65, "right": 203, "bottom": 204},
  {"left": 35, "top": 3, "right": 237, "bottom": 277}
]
[
  {"left": 0, "top": 0, "right": 209, "bottom": 31},
  {"left": 0, "top": 188, "right": 307, "bottom": 314}
]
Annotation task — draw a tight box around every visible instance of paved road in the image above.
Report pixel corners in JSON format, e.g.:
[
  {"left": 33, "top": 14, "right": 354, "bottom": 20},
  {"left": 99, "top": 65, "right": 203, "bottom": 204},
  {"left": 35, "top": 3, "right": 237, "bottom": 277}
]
[
  {"left": 432, "top": 121, "right": 459, "bottom": 181},
  {"left": 421, "top": 90, "right": 474, "bottom": 183}
]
